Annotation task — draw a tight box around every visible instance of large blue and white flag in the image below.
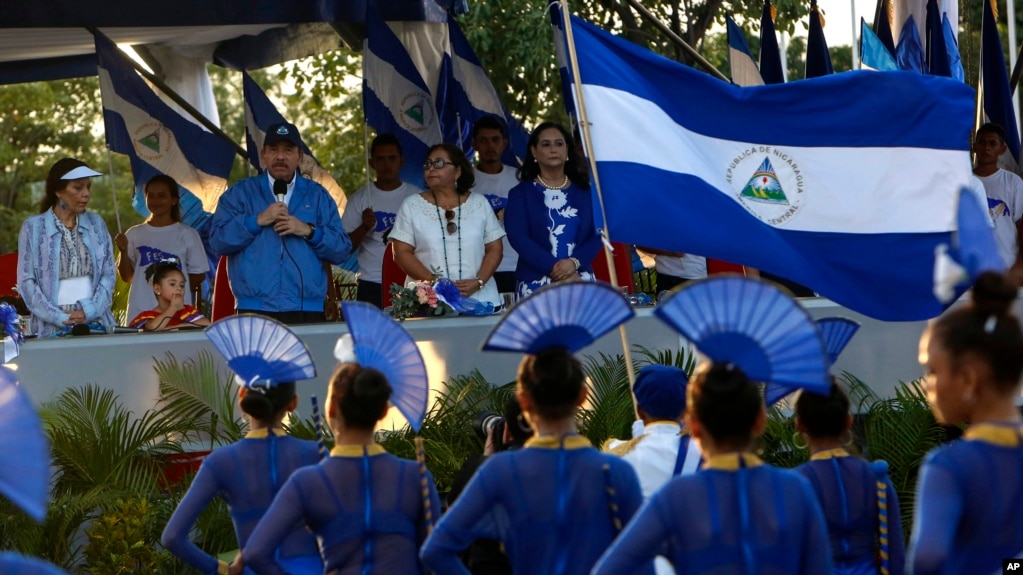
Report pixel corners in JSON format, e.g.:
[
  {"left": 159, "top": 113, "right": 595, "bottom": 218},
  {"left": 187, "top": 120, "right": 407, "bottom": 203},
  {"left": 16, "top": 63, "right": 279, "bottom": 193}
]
[
  {"left": 557, "top": 9, "right": 976, "bottom": 320},
  {"left": 363, "top": 8, "right": 443, "bottom": 186},
  {"left": 726, "top": 16, "right": 764, "bottom": 86},
  {"left": 242, "top": 73, "right": 347, "bottom": 213},
  {"left": 438, "top": 17, "right": 529, "bottom": 164},
  {"left": 860, "top": 18, "right": 899, "bottom": 71},
  {"left": 95, "top": 31, "right": 236, "bottom": 219},
  {"left": 981, "top": 0, "right": 1021, "bottom": 166}
]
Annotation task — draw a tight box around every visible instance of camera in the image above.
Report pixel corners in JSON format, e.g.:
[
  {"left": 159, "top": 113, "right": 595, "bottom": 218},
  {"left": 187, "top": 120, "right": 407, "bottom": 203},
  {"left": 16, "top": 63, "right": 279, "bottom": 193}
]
[{"left": 474, "top": 411, "right": 505, "bottom": 441}]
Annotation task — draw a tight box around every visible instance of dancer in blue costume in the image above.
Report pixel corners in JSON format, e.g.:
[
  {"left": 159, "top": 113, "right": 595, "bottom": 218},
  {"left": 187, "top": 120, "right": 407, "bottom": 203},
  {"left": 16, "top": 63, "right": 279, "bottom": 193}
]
[
  {"left": 421, "top": 282, "right": 652, "bottom": 575},
  {"left": 593, "top": 276, "right": 834, "bottom": 574},
  {"left": 245, "top": 302, "right": 439, "bottom": 575},
  {"left": 794, "top": 383, "right": 905, "bottom": 575},
  {"left": 162, "top": 316, "right": 323, "bottom": 575},
  {"left": 911, "top": 271, "right": 1023, "bottom": 574}
]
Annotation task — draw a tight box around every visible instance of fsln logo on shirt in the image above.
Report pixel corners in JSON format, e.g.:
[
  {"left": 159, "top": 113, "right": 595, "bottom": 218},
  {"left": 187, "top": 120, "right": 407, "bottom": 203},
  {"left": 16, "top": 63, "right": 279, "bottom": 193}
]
[
  {"left": 139, "top": 246, "right": 180, "bottom": 267},
  {"left": 1004, "top": 559, "right": 1023, "bottom": 573},
  {"left": 373, "top": 211, "right": 397, "bottom": 233}
]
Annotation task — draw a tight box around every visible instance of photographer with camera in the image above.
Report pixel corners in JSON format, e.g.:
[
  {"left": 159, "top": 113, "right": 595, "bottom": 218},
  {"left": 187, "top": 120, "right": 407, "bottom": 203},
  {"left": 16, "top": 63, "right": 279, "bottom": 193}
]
[{"left": 446, "top": 397, "right": 532, "bottom": 575}]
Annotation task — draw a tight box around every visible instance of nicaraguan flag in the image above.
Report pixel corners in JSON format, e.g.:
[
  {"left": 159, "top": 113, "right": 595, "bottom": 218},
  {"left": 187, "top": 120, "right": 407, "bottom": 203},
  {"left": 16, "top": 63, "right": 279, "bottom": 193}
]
[
  {"left": 860, "top": 18, "right": 899, "bottom": 71},
  {"left": 438, "top": 17, "right": 529, "bottom": 164},
  {"left": 726, "top": 16, "right": 764, "bottom": 86},
  {"left": 363, "top": 8, "right": 443, "bottom": 186},
  {"left": 981, "top": 0, "right": 1021, "bottom": 164},
  {"left": 560, "top": 10, "right": 975, "bottom": 320},
  {"left": 242, "top": 72, "right": 347, "bottom": 213},
  {"left": 95, "top": 31, "right": 235, "bottom": 215},
  {"left": 942, "top": 13, "right": 965, "bottom": 81},
  {"left": 760, "top": 0, "right": 785, "bottom": 84},
  {"left": 896, "top": 16, "right": 927, "bottom": 72},
  {"left": 805, "top": 5, "right": 833, "bottom": 78},
  {"left": 550, "top": 3, "right": 577, "bottom": 124}
]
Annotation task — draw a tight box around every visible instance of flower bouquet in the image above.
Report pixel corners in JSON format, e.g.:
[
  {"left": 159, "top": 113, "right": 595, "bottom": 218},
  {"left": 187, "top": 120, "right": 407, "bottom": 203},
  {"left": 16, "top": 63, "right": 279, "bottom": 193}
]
[{"left": 388, "top": 281, "right": 454, "bottom": 322}]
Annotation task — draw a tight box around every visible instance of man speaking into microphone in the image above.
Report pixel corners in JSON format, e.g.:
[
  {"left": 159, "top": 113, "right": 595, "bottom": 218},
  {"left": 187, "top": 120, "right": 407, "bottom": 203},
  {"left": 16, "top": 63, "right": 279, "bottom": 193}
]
[{"left": 210, "top": 121, "right": 351, "bottom": 323}]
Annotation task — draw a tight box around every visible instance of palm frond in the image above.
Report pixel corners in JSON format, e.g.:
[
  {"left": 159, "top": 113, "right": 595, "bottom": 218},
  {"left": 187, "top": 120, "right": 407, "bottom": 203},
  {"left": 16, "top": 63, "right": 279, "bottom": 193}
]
[
  {"left": 153, "top": 351, "right": 246, "bottom": 448},
  {"left": 578, "top": 352, "right": 635, "bottom": 448}
]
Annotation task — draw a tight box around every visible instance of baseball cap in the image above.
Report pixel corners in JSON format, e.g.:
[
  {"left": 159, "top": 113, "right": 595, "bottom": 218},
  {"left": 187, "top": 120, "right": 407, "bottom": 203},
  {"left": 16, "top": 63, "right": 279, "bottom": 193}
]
[{"left": 263, "top": 121, "right": 301, "bottom": 147}]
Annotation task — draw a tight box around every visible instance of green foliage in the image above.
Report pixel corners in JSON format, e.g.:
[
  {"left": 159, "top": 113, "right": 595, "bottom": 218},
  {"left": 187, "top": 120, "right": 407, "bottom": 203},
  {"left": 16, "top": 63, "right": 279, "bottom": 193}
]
[
  {"left": 152, "top": 350, "right": 246, "bottom": 449},
  {"left": 83, "top": 497, "right": 180, "bottom": 575}
]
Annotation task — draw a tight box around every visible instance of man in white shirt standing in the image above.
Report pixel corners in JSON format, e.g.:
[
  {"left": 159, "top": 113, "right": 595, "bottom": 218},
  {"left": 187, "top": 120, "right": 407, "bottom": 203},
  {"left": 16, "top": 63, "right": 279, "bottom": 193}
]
[
  {"left": 342, "top": 134, "right": 420, "bottom": 307},
  {"left": 973, "top": 123, "right": 1023, "bottom": 283},
  {"left": 471, "top": 116, "right": 520, "bottom": 294}
]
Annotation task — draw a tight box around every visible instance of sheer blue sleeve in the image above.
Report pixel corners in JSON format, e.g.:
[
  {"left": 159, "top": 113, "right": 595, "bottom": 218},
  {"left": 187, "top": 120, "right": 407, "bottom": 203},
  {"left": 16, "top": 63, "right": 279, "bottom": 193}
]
[
  {"left": 161, "top": 461, "right": 221, "bottom": 575},
  {"left": 909, "top": 459, "right": 963, "bottom": 575},
  {"left": 592, "top": 490, "right": 671, "bottom": 575},
  {"left": 420, "top": 466, "right": 496, "bottom": 575},
  {"left": 245, "top": 475, "right": 306, "bottom": 575}
]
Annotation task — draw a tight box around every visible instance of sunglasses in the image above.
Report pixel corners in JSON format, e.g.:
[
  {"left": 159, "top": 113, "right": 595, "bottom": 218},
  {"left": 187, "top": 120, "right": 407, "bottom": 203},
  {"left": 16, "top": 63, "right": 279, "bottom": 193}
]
[
  {"left": 444, "top": 209, "right": 458, "bottom": 235},
  {"left": 424, "top": 158, "right": 455, "bottom": 171}
]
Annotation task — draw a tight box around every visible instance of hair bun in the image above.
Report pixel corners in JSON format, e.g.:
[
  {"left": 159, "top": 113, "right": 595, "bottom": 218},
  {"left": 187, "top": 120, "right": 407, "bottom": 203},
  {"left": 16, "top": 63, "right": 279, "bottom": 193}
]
[{"left": 972, "top": 271, "right": 1017, "bottom": 318}]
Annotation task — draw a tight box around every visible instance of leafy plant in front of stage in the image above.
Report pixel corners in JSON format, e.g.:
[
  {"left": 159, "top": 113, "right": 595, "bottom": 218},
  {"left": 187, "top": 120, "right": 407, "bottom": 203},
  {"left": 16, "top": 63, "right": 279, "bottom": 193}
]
[{"left": 153, "top": 350, "right": 246, "bottom": 449}]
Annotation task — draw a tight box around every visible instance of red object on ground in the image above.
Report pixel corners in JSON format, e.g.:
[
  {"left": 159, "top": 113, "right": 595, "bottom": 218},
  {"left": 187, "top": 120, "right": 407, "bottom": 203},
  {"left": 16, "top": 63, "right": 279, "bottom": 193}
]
[
  {"left": 0, "top": 252, "right": 17, "bottom": 297},
  {"left": 591, "top": 241, "right": 635, "bottom": 293},
  {"left": 159, "top": 450, "right": 211, "bottom": 489},
  {"left": 706, "top": 258, "right": 747, "bottom": 276},
  {"left": 381, "top": 246, "right": 406, "bottom": 309}
]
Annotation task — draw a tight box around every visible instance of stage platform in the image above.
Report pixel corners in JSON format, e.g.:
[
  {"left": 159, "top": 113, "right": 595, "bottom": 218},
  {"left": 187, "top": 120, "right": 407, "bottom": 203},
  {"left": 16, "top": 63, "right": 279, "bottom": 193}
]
[{"left": 6, "top": 295, "right": 1021, "bottom": 426}]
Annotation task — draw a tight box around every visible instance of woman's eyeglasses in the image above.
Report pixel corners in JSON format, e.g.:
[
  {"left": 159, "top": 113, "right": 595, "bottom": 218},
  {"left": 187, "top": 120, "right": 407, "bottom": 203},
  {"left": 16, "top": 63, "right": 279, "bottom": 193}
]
[
  {"left": 444, "top": 209, "right": 457, "bottom": 235},
  {"left": 424, "top": 158, "right": 454, "bottom": 171}
]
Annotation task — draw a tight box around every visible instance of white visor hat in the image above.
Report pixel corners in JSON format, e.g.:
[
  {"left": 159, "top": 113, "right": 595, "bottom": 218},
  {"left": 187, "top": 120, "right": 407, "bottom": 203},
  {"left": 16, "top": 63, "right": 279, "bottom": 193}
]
[{"left": 61, "top": 166, "right": 103, "bottom": 180}]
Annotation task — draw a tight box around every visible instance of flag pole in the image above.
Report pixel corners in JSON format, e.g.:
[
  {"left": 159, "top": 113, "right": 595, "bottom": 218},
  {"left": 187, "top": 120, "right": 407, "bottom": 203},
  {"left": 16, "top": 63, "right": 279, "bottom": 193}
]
[
  {"left": 86, "top": 28, "right": 247, "bottom": 160},
  {"left": 557, "top": 0, "right": 637, "bottom": 389},
  {"left": 620, "top": 0, "right": 729, "bottom": 82},
  {"left": 363, "top": 119, "right": 372, "bottom": 191},
  {"left": 106, "top": 149, "right": 121, "bottom": 232}
]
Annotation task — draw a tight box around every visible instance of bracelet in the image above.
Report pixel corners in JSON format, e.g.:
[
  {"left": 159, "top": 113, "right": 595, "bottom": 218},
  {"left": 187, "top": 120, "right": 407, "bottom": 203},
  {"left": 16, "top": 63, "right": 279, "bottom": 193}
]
[
  {"left": 475, "top": 277, "right": 485, "bottom": 290},
  {"left": 569, "top": 257, "right": 580, "bottom": 270}
]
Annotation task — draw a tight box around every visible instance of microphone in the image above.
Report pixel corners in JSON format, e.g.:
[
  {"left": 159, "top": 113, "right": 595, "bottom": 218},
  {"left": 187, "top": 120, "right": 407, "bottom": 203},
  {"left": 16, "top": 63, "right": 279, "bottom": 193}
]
[
  {"left": 70, "top": 324, "right": 91, "bottom": 336},
  {"left": 273, "top": 179, "right": 288, "bottom": 204}
]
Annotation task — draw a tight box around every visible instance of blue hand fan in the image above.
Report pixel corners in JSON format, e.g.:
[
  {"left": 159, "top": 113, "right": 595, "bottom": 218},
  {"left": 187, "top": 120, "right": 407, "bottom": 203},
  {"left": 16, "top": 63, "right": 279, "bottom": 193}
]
[
  {"left": 764, "top": 317, "right": 860, "bottom": 406},
  {"left": 204, "top": 315, "right": 316, "bottom": 387},
  {"left": 0, "top": 367, "right": 51, "bottom": 522},
  {"left": 654, "top": 276, "right": 829, "bottom": 394},
  {"left": 341, "top": 302, "right": 429, "bottom": 432},
  {"left": 0, "top": 553, "right": 69, "bottom": 575},
  {"left": 482, "top": 282, "right": 634, "bottom": 354}
]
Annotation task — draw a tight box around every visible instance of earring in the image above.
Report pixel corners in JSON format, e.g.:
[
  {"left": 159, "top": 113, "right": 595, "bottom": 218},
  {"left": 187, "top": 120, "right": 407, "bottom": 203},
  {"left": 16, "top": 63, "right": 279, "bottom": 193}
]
[
  {"left": 59, "top": 200, "right": 67, "bottom": 210},
  {"left": 840, "top": 429, "right": 855, "bottom": 448},
  {"left": 791, "top": 431, "right": 808, "bottom": 450},
  {"left": 517, "top": 412, "right": 531, "bottom": 432}
]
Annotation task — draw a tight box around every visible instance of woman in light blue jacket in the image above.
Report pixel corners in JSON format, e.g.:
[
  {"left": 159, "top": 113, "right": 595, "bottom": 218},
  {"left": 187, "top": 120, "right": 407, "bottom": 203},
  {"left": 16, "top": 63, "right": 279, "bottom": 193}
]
[{"left": 17, "top": 158, "right": 115, "bottom": 336}]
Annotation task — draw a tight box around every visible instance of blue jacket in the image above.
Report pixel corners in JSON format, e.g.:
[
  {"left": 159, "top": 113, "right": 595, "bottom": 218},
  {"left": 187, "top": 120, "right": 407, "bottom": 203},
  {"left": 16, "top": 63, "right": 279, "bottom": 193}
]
[{"left": 210, "top": 173, "right": 350, "bottom": 312}]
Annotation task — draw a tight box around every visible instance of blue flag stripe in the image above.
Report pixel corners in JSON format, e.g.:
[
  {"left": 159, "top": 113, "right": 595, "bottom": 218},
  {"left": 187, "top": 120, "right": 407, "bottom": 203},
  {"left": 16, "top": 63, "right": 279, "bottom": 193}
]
[{"left": 571, "top": 18, "right": 971, "bottom": 149}]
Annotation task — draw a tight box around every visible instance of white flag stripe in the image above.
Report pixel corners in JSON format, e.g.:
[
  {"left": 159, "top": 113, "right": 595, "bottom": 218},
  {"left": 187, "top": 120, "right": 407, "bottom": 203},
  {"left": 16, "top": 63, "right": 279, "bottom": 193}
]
[
  {"left": 728, "top": 47, "right": 765, "bottom": 86},
  {"left": 583, "top": 84, "right": 969, "bottom": 234},
  {"left": 363, "top": 45, "right": 442, "bottom": 148},
  {"left": 99, "top": 67, "right": 227, "bottom": 211},
  {"left": 452, "top": 53, "right": 506, "bottom": 116}
]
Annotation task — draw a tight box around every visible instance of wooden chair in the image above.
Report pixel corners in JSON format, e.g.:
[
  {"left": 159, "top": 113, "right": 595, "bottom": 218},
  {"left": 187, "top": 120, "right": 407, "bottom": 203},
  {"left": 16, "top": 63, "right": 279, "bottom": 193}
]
[
  {"left": 380, "top": 246, "right": 407, "bottom": 309},
  {"left": 591, "top": 241, "right": 636, "bottom": 293}
]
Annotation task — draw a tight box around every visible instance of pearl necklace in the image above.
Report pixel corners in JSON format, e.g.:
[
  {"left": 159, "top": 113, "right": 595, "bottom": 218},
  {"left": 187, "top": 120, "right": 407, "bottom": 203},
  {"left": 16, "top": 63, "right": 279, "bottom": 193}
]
[{"left": 536, "top": 174, "right": 570, "bottom": 190}]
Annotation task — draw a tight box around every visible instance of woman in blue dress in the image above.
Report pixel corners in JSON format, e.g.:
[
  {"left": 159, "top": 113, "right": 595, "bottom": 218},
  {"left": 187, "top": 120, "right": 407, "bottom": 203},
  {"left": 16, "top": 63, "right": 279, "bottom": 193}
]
[
  {"left": 162, "top": 317, "right": 323, "bottom": 575},
  {"left": 244, "top": 361, "right": 440, "bottom": 575},
  {"left": 504, "top": 122, "right": 602, "bottom": 299},
  {"left": 911, "top": 271, "right": 1023, "bottom": 574},
  {"left": 794, "top": 382, "right": 905, "bottom": 575},
  {"left": 593, "top": 362, "right": 833, "bottom": 574}
]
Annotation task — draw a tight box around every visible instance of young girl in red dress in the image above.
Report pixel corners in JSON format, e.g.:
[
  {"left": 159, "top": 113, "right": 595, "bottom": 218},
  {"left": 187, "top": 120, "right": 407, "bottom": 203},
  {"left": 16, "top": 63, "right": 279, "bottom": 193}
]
[{"left": 128, "top": 259, "right": 209, "bottom": 330}]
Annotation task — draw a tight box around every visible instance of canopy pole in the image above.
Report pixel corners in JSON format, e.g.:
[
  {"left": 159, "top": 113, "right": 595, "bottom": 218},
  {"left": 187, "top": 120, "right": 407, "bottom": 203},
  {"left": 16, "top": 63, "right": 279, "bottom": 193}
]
[
  {"left": 557, "top": 0, "right": 637, "bottom": 391},
  {"left": 86, "top": 27, "right": 247, "bottom": 160},
  {"left": 620, "top": 0, "right": 730, "bottom": 82}
]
